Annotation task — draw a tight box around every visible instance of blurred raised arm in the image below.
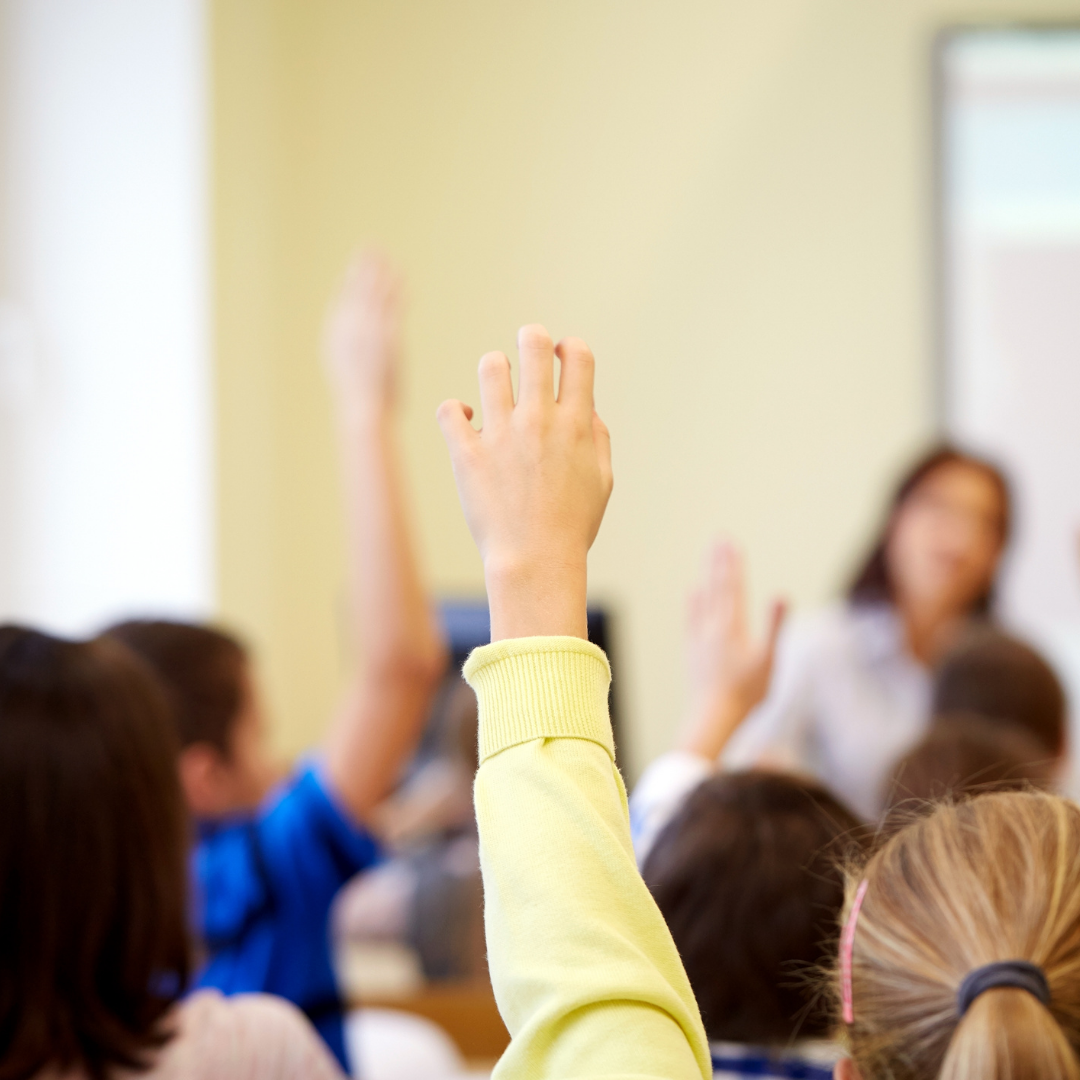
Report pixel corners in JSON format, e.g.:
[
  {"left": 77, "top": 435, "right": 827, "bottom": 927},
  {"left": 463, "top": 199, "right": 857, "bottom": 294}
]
[
  {"left": 629, "top": 541, "right": 785, "bottom": 861},
  {"left": 680, "top": 540, "right": 785, "bottom": 760},
  {"left": 321, "top": 253, "right": 447, "bottom": 825}
]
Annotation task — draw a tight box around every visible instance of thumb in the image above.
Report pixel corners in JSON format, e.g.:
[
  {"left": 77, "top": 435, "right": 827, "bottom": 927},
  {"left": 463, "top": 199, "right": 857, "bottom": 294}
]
[
  {"left": 593, "top": 411, "right": 613, "bottom": 495},
  {"left": 763, "top": 599, "right": 788, "bottom": 663},
  {"left": 436, "top": 399, "right": 476, "bottom": 458}
]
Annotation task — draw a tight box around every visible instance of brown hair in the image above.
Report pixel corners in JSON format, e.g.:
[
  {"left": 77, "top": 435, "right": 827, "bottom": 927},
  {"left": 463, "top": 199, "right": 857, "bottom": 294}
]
[
  {"left": 882, "top": 714, "right": 1055, "bottom": 817},
  {"left": 933, "top": 627, "right": 1067, "bottom": 756},
  {"left": 841, "top": 791, "right": 1080, "bottom": 1079},
  {"left": 848, "top": 445, "right": 1011, "bottom": 615},
  {"left": 644, "top": 771, "right": 863, "bottom": 1044},
  {"left": 0, "top": 626, "right": 190, "bottom": 1080},
  {"left": 106, "top": 620, "right": 247, "bottom": 755}
]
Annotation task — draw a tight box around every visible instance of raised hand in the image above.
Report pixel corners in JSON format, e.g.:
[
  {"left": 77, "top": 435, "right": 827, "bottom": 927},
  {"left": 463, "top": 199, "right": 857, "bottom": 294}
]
[
  {"left": 681, "top": 540, "right": 786, "bottom": 760},
  {"left": 323, "top": 251, "right": 403, "bottom": 409},
  {"left": 319, "top": 253, "right": 447, "bottom": 824},
  {"left": 437, "top": 325, "right": 613, "bottom": 641}
]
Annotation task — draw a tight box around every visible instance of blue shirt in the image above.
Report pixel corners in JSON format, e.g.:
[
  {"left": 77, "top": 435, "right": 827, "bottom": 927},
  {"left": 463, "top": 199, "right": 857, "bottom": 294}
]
[{"left": 194, "top": 764, "right": 382, "bottom": 1070}]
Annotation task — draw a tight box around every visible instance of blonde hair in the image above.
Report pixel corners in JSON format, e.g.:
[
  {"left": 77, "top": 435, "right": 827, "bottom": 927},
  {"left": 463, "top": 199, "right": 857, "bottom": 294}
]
[{"left": 842, "top": 791, "right": 1080, "bottom": 1080}]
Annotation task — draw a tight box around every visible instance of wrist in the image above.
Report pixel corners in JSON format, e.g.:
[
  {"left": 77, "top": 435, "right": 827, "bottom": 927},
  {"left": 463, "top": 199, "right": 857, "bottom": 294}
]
[
  {"left": 484, "top": 557, "right": 589, "bottom": 641},
  {"left": 336, "top": 393, "right": 394, "bottom": 432},
  {"left": 679, "top": 689, "right": 752, "bottom": 760}
]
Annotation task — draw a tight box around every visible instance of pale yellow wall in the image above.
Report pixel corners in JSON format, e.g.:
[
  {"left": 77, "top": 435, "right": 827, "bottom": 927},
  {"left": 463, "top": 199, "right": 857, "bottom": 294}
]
[{"left": 212, "top": 0, "right": 1080, "bottom": 774}]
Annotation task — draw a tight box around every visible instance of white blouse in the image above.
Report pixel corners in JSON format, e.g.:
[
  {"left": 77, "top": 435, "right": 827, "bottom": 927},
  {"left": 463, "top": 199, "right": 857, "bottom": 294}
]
[
  {"left": 630, "top": 603, "right": 932, "bottom": 863},
  {"left": 721, "top": 601, "right": 932, "bottom": 820}
]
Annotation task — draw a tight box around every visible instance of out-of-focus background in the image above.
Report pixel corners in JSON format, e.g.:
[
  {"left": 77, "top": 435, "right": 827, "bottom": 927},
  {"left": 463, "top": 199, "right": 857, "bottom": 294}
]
[{"left": 2, "top": 0, "right": 1079, "bottom": 781}]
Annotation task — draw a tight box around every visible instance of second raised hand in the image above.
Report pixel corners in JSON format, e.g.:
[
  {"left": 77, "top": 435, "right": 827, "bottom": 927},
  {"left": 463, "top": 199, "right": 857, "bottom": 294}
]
[
  {"left": 680, "top": 541, "right": 787, "bottom": 761},
  {"left": 437, "top": 325, "right": 613, "bottom": 642}
]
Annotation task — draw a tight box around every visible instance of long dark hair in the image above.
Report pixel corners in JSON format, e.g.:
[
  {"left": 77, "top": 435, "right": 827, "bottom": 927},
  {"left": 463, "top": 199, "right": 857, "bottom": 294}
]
[
  {"left": 0, "top": 627, "right": 190, "bottom": 1080},
  {"left": 848, "top": 445, "right": 1011, "bottom": 615}
]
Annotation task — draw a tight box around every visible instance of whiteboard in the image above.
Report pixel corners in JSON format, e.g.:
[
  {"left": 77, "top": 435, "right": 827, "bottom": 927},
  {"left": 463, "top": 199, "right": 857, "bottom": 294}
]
[{"left": 938, "top": 27, "right": 1080, "bottom": 780}]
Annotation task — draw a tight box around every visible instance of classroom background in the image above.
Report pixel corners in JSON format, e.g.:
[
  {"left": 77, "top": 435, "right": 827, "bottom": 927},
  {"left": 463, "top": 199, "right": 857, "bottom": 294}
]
[{"left": 4, "top": 2, "right": 1080, "bottom": 1074}]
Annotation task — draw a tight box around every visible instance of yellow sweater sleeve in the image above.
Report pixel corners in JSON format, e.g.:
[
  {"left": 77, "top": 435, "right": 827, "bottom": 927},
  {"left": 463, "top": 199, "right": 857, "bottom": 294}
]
[{"left": 464, "top": 636, "right": 712, "bottom": 1080}]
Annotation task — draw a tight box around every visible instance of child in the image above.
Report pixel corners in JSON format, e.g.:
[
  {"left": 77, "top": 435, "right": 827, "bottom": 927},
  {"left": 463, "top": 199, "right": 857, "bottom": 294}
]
[
  {"left": 438, "top": 325, "right": 1080, "bottom": 1078},
  {"left": 0, "top": 625, "right": 343, "bottom": 1079},
  {"left": 932, "top": 625, "right": 1067, "bottom": 758},
  {"left": 643, "top": 771, "right": 861, "bottom": 1078},
  {"left": 882, "top": 713, "right": 1055, "bottom": 811},
  {"left": 630, "top": 540, "right": 787, "bottom": 863},
  {"left": 108, "top": 255, "right": 447, "bottom": 1070},
  {"left": 835, "top": 791, "right": 1080, "bottom": 1079},
  {"left": 438, "top": 324, "right": 710, "bottom": 1078},
  {"left": 880, "top": 627, "right": 1067, "bottom": 813},
  {"left": 628, "top": 548, "right": 856, "bottom": 1075}
]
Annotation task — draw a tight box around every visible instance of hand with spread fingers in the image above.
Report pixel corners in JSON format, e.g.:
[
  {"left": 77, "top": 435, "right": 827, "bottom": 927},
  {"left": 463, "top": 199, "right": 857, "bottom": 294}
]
[
  {"left": 681, "top": 540, "right": 786, "bottom": 760},
  {"left": 437, "top": 324, "right": 613, "bottom": 641},
  {"left": 323, "top": 251, "right": 403, "bottom": 410}
]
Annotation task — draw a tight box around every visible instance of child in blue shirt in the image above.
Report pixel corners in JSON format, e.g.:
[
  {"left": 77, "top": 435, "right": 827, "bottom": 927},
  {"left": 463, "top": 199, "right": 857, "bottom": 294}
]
[{"left": 108, "top": 254, "right": 447, "bottom": 1071}]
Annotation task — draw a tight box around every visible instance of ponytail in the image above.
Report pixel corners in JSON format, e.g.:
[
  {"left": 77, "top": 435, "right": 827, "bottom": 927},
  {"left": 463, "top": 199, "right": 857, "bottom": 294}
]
[
  {"left": 839, "top": 792, "right": 1080, "bottom": 1080},
  {"left": 940, "top": 989, "right": 1080, "bottom": 1080}
]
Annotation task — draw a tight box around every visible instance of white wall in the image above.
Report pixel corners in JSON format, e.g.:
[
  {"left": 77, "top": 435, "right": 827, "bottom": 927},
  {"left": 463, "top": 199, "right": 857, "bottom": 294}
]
[{"left": 0, "top": 0, "right": 212, "bottom": 634}]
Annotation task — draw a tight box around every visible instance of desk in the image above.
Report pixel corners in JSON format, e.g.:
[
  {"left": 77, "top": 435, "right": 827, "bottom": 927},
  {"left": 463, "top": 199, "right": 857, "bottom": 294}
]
[{"left": 353, "top": 981, "right": 509, "bottom": 1063}]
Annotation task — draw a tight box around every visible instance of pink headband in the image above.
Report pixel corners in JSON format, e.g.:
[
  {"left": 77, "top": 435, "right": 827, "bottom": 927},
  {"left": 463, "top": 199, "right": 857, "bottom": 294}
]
[{"left": 840, "top": 879, "right": 869, "bottom": 1024}]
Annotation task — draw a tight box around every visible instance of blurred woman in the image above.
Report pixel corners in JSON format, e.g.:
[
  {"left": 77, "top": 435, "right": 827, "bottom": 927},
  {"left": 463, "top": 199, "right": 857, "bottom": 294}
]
[
  {"left": 720, "top": 445, "right": 1011, "bottom": 818},
  {"left": 0, "top": 626, "right": 342, "bottom": 1080}
]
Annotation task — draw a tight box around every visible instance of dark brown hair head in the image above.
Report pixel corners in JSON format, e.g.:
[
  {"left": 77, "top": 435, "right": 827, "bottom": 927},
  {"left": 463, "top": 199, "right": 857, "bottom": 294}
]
[
  {"left": 105, "top": 620, "right": 248, "bottom": 755},
  {"left": 883, "top": 714, "right": 1056, "bottom": 819},
  {"left": 848, "top": 445, "right": 1011, "bottom": 615},
  {"left": 933, "top": 627, "right": 1067, "bottom": 756},
  {"left": 643, "top": 771, "right": 863, "bottom": 1044},
  {"left": 0, "top": 625, "right": 190, "bottom": 1080}
]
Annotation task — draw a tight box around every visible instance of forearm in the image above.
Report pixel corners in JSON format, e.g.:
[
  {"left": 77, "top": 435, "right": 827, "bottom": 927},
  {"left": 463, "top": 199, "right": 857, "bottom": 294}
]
[
  {"left": 467, "top": 637, "right": 711, "bottom": 1080},
  {"left": 325, "top": 402, "right": 446, "bottom": 820},
  {"left": 678, "top": 690, "right": 753, "bottom": 761},
  {"left": 338, "top": 404, "right": 444, "bottom": 671},
  {"left": 632, "top": 690, "right": 752, "bottom": 866}
]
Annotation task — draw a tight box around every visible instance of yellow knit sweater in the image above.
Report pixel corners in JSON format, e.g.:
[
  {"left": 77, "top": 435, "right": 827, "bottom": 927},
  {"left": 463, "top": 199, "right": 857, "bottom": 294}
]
[{"left": 464, "top": 636, "right": 712, "bottom": 1080}]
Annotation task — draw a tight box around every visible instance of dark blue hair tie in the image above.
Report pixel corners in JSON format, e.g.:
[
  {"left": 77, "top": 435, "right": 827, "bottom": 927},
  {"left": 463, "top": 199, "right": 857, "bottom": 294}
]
[{"left": 957, "top": 960, "right": 1050, "bottom": 1017}]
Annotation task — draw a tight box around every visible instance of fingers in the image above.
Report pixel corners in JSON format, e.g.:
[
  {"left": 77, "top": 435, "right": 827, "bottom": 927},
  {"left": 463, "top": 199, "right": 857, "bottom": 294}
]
[
  {"left": 478, "top": 351, "right": 514, "bottom": 425},
  {"left": 380, "top": 266, "right": 404, "bottom": 321},
  {"left": 556, "top": 337, "right": 596, "bottom": 415},
  {"left": 709, "top": 540, "right": 746, "bottom": 628},
  {"left": 436, "top": 399, "right": 478, "bottom": 455},
  {"left": 516, "top": 324, "right": 555, "bottom": 407},
  {"left": 343, "top": 250, "right": 397, "bottom": 307},
  {"left": 763, "top": 599, "right": 788, "bottom": 660},
  {"left": 688, "top": 587, "right": 706, "bottom": 629},
  {"left": 323, "top": 250, "right": 403, "bottom": 392},
  {"left": 593, "top": 411, "right": 613, "bottom": 496}
]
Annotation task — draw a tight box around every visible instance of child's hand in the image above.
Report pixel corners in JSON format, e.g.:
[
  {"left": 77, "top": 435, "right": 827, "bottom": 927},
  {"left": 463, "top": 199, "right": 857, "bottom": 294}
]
[
  {"left": 680, "top": 541, "right": 786, "bottom": 760},
  {"left": 323, "top": 252, "right": 403, "bottom": 409},
  {"left": 438, "top": 325, "right": 613, "bottom": 641}
]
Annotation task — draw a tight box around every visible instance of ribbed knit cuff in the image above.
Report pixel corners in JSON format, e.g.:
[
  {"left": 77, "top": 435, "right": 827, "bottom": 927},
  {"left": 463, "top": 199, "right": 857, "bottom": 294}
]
[{"left": 463, "top": 636, "right": 613, "bottom": 764}]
